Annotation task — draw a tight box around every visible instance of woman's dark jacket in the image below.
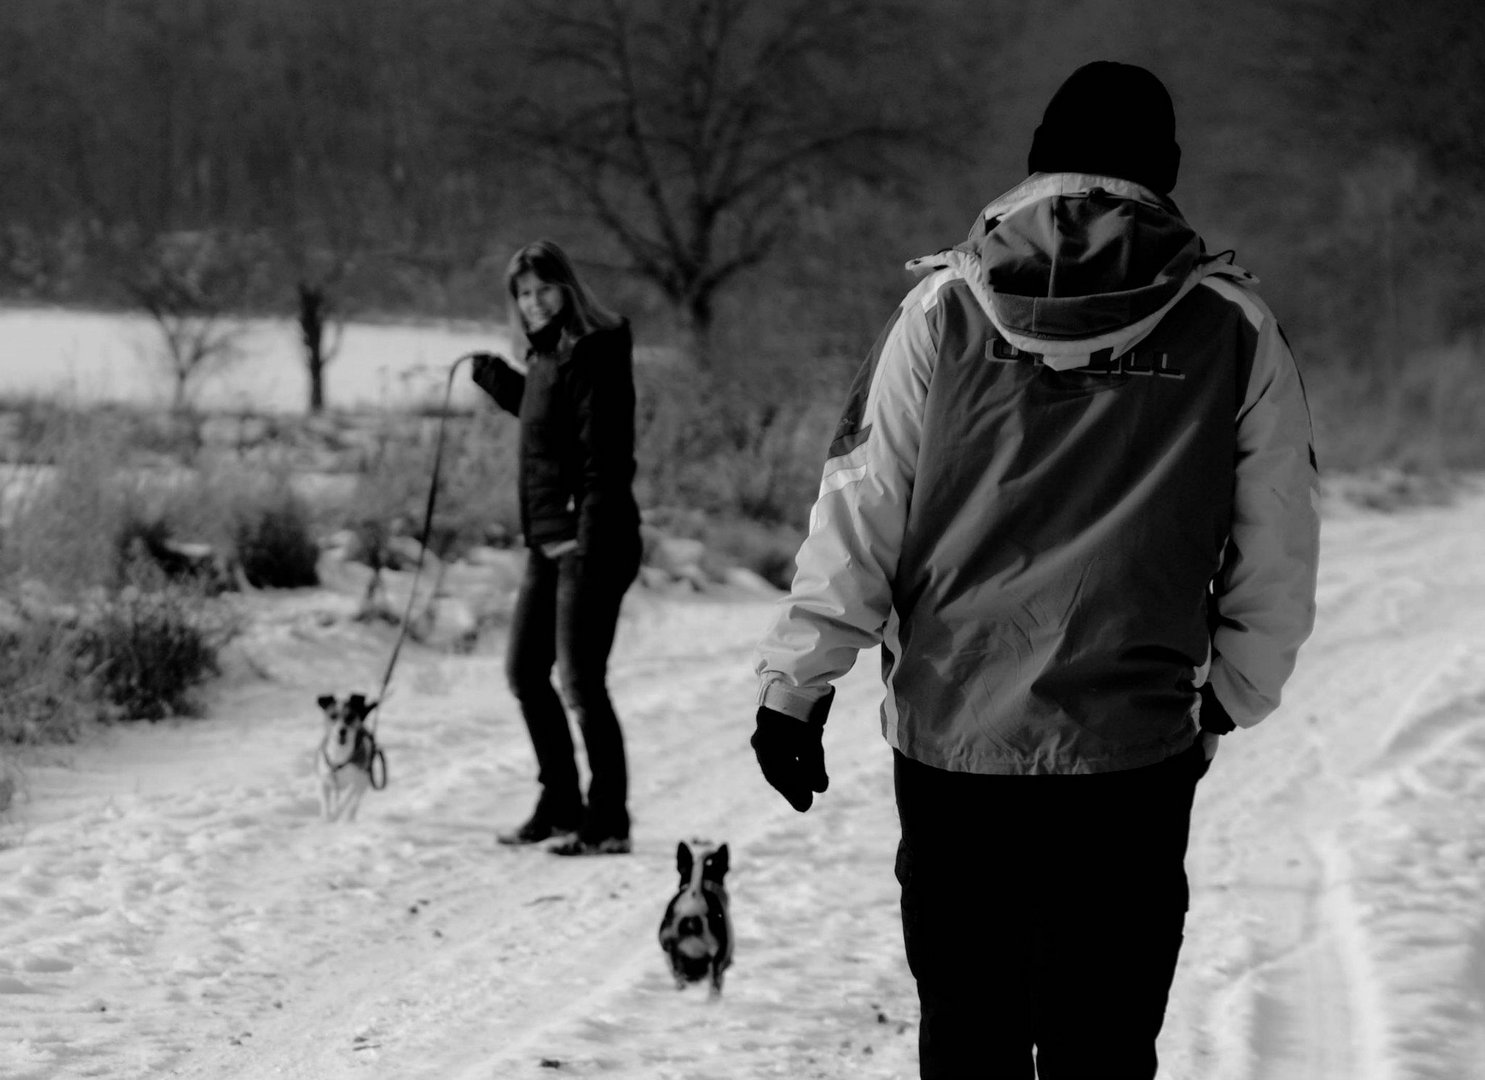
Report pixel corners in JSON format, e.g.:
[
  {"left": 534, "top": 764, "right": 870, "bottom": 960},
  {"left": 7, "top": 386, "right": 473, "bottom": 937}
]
[{"left": 473, "top": 319, "right": 640, "bottom": 552}]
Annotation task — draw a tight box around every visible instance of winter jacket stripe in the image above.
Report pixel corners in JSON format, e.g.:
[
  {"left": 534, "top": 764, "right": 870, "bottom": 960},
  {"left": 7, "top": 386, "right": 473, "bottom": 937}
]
[{"left": 1199, "top": 277, "right": 1320, "bottom": 728}]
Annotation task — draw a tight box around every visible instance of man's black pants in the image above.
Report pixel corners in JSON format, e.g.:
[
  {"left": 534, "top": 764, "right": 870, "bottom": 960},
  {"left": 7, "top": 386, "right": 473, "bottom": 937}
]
[
  {"left": 894, "top": 741, "right": 1209, "bottom": 1079},
  {"left": 506, "top": 540, "right": 640, "bottom": 840}
]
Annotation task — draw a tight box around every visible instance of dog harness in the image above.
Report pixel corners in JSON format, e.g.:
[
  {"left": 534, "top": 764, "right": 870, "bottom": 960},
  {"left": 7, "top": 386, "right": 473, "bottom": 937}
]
[{"left": 323, "top": 729, "right": 389, "bottom": 791}]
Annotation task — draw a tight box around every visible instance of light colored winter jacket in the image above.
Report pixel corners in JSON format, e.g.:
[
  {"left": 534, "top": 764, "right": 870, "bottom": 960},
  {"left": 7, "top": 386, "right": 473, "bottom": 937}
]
[{"left": 754, "top": 172, "right": 1320, "bottom": 775}]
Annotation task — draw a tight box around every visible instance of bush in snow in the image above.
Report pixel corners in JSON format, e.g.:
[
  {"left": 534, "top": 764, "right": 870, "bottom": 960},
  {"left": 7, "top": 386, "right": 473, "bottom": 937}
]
[
  {"left": 0, "top": 416, "right": 146, "bottom": 593},
  {"left": 343, "top": 409, "right": 521, "bottom": 563},
  {"left": 0, "top": 605, "right": 97, "bottom": 743},
  {"left": 0, "top": 576, "right": 236, "bottom": 739},
  {"left": 70, "top": 581, "right": 236, "bottom": 722},
  {"left": 0, "top": 418, "right": 241, "bottom": 739},
  {"left": 228, "top": 481, "right": 320, "bottom": 589}
]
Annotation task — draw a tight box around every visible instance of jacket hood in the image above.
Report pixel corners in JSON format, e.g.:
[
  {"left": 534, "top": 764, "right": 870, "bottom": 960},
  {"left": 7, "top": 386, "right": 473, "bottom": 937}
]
[{"left": 908, "top": 173, "right": 1248, "bottom": 370}]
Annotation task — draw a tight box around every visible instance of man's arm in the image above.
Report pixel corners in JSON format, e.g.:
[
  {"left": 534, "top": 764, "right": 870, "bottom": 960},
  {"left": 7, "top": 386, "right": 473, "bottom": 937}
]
[
  {"left": 1207, "top": 308, "right": 1321, "bottom": 728},
  {"left": 754, "top": 274, "right": 942, "bottom": 724}
]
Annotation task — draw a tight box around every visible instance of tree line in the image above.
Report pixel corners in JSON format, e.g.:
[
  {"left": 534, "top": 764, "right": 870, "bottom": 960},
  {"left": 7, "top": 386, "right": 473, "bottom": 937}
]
[{"left": 1, "top": 0, "right": 1481, "bottom": 441}]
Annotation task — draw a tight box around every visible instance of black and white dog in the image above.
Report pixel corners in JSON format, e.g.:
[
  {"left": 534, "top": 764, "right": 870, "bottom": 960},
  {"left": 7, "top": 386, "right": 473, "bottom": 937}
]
[
  {"left": 658, "top": 839, "right": 733, "bottom": 998},
  {"left": 315, "top": 693, "right": 384, "bottom": 822}
]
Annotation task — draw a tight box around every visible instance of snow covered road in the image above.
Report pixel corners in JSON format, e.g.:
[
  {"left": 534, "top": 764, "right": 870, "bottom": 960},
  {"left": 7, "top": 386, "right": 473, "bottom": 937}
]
[{"left": 2, "top": 483, "right": 1482, "bottom": 1078}]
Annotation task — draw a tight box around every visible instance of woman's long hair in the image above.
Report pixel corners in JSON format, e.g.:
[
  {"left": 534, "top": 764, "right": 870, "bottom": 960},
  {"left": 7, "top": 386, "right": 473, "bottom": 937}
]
[{"left": 504, "top": 240, "right": 623, "bottom": 339}]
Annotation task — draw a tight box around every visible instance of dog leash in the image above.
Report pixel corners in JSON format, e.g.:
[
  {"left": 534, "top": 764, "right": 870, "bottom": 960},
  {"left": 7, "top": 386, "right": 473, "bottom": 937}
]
[{"left": 366, "top": 352, "right": 479, "bottom": 738}]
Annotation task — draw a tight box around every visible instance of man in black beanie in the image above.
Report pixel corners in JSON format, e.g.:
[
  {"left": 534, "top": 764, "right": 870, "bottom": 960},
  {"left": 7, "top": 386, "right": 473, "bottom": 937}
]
[
  {"left": 752, "top": 61, "right": 1320, "bottom": 1077},
  {"left": 1027, "top": 60, "right": 1182, "bottom": 195}
]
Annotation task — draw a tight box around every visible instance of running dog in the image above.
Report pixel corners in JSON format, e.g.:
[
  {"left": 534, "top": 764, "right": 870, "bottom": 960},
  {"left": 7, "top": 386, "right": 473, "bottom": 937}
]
[
  {"left": 315, "top": 693, "right": 383, "bottom": 822},
  {"left": 657, "top": 839, "right": 733, "bottom": 998}
]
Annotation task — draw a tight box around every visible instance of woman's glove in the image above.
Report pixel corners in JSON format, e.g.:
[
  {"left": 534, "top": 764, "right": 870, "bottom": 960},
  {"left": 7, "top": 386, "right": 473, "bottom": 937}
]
[
  {"left": 470, "top": 352, "right": 508, "bottom": 396},
  {"left": 751, "top": 706, "right": 828, "bottom": 812}
]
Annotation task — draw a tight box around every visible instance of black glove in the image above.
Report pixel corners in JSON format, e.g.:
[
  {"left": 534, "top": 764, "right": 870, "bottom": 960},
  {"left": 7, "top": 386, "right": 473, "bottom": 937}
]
[
  {"left": 469, "top": 352, "right": 505, "bottom": 395},
  {"left": 1197, "top": 682, "right": 1236, "bottom": 735},
  {"left": 751, "top": 706, "right": 828, "bottom": 812}
]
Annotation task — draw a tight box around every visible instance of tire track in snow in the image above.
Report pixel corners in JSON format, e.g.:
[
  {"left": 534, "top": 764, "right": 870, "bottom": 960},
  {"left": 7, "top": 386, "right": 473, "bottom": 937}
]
[
  {"left": 159, "top": 596, "right": 785, "bottom": 1080},
  {"left": 458, "top": 605, "right": 915, "bottom": 1079},
  {"left": 1344, "top": 629, "right": 1485, "bottom": 1080},
  {"left": 1184, "top": 489, "right": 1485, "bottom": 1080},
  {"left": 166, "top": 593, "right": 912, "bottom": 1080},
  {"left": 1240, "top": 826, "right": 1388, "bottom": 1080},
  {"left": 1188, "top": 754, "right": 1384, "bottom": 1080}
]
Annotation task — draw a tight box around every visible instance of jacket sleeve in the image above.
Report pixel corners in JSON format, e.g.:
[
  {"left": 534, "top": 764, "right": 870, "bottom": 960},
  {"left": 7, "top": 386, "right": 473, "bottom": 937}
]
[
  {"left": 567, "top": 328, "right": 637, "bottom": 553},
  {"left": 472, "top": 354, "right": 525, "bottom": 416},
  {"left": 753, "top": 279, "right": 939, "bottom": 724},
  {"left": 1207, "top": 307, "right": 1321, "bottom": 728}
]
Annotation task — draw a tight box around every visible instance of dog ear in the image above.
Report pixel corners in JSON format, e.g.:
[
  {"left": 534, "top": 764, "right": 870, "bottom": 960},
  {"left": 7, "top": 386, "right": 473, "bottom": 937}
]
[
  {"left": 316, "top": 693, "right": 336, "bottom": 711},
  {"left": 346, "top": 693, "right": 372, "bottom": 718},
  {"left": 676, "top": 841, "right": 693, "bottom": 880},
  {"left": 704, "top": 843, "right": 730, "bottom": 880}
]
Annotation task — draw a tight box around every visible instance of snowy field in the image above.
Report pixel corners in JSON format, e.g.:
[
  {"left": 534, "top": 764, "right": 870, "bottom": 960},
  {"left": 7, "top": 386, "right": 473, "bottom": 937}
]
[
  {"left": 0, "top": 306, "right": 511, "bottom": 412},
  {"left": 0, "top": 478, "right": 1481, "bottom": 1079}
]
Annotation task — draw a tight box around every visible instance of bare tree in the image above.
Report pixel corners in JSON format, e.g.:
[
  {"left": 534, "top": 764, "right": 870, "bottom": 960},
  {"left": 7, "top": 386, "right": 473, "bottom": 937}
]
[
  {"left": 297, "top": 278, "right": 345, "bottom": 414},
  {"left": 483, "top": 0, "right": 932, "bottom": 368},
  {"left": 126, "top": 231, "right": 257, "bottom": 412},
  {"left": 1292, "top": 0, "right": 1485, "bottom": 340}
]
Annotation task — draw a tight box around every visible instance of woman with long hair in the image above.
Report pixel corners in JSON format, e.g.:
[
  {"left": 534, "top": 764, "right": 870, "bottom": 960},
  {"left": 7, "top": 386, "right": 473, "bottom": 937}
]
[{"left": 471, "top": 239, "right": 642, "bottom": 856}]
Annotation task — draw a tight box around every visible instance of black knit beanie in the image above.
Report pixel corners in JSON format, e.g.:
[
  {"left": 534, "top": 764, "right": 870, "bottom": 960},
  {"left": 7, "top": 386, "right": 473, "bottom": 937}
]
[{"left": 1026, "top": 61, "right": 1181, "bottom": 194}]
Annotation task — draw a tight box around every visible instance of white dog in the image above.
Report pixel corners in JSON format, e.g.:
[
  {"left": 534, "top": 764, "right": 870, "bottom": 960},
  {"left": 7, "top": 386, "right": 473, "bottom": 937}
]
[{"left": 315, "top": 693, "right": 383, "bottom": 822}]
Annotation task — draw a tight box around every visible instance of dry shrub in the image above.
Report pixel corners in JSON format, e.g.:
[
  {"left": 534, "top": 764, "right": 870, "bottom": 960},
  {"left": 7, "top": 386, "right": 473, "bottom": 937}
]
[
  {"left": 1307, "top": 336, "right": 1485, "bottom": 474},
  {"left": 178, "top": 468, "right": 320, "bottom": 589},
  {"left": 0, "top": 579, "right": 235, "bottom": 739},
  {"left": 0, "top": 416, "right": 140, "bottom": 593},
  {"left": 0, "top": 610, "right": 96, "bottom": 743},
  {"left": 634, "top": 363, "right": 832, "bottom": 528},
  {"left": 118, "top": 461, "right": 319, "bottom": 589},
  {"left": 0, "top": 415, "right": 237, "bottom": 740},
  {"left": 232, "top": 486, "right": 320, "bottom": 588},
  {"left": 698, "top": 514, "right": 802, "bottom": 590},
  {"left": 345, "top": 409, "right": 521, "bottom": 561},
  {"left": 71, "top": 581, "right": 235, "bottom": 721}
]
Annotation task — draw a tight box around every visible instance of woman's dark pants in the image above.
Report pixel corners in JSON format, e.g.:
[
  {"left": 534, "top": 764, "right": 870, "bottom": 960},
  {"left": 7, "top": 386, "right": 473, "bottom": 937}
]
[
  {"left": 894, "top": 742, "right": 1209, "bottom": 1079},
  {"left": 506, "top": 541, "right": 640, "bottom": 841}
]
